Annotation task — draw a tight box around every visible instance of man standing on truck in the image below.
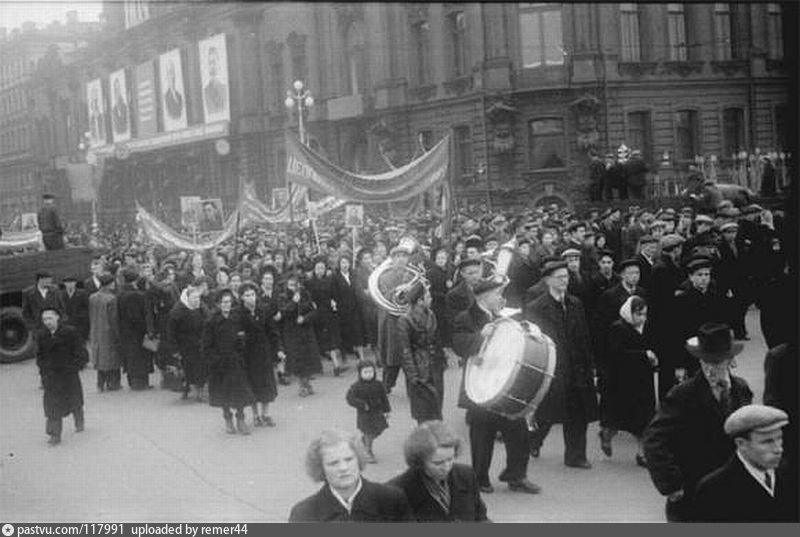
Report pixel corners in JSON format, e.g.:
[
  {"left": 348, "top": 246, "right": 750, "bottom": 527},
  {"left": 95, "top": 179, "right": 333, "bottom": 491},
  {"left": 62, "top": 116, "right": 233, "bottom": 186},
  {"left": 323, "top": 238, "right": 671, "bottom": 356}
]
[{"left": 37, "top": 193, "right": 65, "bottom": 251}]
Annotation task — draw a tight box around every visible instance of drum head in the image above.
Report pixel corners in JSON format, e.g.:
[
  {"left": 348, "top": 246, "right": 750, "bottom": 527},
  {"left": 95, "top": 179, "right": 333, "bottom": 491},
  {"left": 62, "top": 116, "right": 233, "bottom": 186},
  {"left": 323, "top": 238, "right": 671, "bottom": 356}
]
[{"left": 466, "top": 319, "right": 523, "bottom": 405}]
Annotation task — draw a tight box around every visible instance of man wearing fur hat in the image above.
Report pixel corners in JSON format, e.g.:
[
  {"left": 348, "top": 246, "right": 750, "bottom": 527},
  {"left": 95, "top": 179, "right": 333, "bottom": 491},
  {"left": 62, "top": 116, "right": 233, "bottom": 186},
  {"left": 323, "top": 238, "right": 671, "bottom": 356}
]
[
  {"left": 643, "top": 323, "right": 753, "bottom": 521},
  {"left": 693, "top": 405, "right": 796, "bottom": 521}
]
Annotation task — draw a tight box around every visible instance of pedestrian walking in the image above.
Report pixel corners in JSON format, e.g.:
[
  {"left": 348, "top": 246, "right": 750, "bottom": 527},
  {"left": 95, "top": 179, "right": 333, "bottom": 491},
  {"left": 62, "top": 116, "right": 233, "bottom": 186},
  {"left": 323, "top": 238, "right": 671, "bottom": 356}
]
[
  {"left": 345, "top": 360, "right": 391, "bottom": 463},
  {"left": 36, "top": 307, "right": 87, "bottom": 445},
  {"left": 166, "top": 285, "right": 207, "bottom": 401},
  {"left": 279, "top": 273, "right": 321, "bottom": 396},
  {"left": 332, "top": 255, "right": 365, "bottom": 362},
  {"left": 117, "top": 268, "right": 153, "bottom": 390},
  {"left": 89, "top": 274, "right": 122, "bottom": 391},
  {"left": 203, "top": 289, "right": 255, "bottom": 435},
  {"left": 307, "top": 258, "right": 346, "bottom": 375}
]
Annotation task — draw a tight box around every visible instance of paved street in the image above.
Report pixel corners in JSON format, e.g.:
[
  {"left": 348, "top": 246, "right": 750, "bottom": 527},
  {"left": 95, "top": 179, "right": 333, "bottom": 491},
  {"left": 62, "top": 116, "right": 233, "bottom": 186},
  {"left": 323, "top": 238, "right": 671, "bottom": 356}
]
[{"left": 1, "top": 310, "right": 770, "bottom": 522}]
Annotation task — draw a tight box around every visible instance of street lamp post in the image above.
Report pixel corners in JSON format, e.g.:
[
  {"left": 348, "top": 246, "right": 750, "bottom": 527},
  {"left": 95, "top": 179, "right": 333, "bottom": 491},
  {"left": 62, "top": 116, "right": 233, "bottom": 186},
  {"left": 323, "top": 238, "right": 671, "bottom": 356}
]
[
  {"left": 77, "top": 131, "right": 99, "bottom": 239},
  {"left": 284, "top": 79, "right": 314, "bottom": 146}
]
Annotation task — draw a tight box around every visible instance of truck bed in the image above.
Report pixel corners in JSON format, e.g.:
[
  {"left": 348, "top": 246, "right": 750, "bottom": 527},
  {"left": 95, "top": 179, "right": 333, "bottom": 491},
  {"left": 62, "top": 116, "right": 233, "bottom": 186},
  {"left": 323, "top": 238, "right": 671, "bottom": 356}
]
[{"left": 0, "top": 247, "right": 95, "bottom": 296}]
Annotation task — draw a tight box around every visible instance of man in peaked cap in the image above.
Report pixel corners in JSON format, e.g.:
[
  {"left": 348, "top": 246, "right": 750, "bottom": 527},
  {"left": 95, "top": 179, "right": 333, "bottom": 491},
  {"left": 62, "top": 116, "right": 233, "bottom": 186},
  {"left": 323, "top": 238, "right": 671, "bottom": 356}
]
[
  {"left": 643, "top": 323, "right": 753, "bottom": 522},
  {"left": 635, "top": 234, "right": 659, "bottom": 292},
  {"left": 452, "top": 275, "right": 542, "bottom": 495},
  {"left": 38, "top": 193, "right": 65, "bottom": 250},
  {"left": 693, "top": 405, "right": 796, "bottom": 521},
  {"left": 446, "top": 258, "right": 483, "bottom": 321}
]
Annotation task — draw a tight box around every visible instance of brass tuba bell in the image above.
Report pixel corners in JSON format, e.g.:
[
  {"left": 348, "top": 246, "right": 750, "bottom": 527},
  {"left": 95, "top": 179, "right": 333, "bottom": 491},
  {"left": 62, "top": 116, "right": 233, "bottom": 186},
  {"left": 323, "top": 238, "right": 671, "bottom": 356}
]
[{"left": 368, "top": 237, "right": 430, "bottom": 316}]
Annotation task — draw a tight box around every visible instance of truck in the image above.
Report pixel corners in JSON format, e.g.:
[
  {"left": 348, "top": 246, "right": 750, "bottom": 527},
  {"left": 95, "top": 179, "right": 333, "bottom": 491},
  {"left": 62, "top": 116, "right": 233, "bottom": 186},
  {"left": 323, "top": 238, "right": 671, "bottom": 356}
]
[{"left": 0, "top": 247, "right": 95, "bottom": 363}]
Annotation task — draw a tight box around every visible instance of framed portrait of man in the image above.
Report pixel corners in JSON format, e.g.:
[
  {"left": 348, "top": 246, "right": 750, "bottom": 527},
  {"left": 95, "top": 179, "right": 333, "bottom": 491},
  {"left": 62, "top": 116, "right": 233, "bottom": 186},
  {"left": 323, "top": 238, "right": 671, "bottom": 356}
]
[
  {"left": 345, "top": 204, "right": 364, "bottom": 227},
  {"left": 180, "top": 196, "right": 201, "bottom": 229},
  {"left": 21, "top": 213, "right": 39, "bottom": 231},
  {"left": 86, "top": 79, "right": 107, "bottom": 148},
  {"left": 109, "top": 69, "right": 131, "bottom": 142},
  {"left": 195, "top": 198, "right": 225, "bottom": 233},
  {"left": 198, "top": 34, "right": 230, "bottom": 124},
  {"left": 158, "top": 49, "right": 188, "bottom": 132}
]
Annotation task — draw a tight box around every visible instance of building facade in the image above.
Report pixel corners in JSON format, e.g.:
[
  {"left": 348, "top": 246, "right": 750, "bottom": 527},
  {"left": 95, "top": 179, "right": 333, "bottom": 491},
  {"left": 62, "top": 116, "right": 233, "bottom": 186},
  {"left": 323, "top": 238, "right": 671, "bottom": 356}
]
[{"left": 1, "top": 3, "right": 794, "bottom": 224}]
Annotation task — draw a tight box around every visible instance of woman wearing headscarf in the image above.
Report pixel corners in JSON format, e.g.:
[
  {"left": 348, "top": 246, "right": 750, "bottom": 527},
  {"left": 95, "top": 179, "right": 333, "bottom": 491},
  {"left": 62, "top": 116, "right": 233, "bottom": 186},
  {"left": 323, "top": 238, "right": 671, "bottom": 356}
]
[
  {"left": 601, "top": 295, "right": 658, "bottom": 466},
  {"left": 397, "top": 283, "right": 445, "bottom": 424},
  {"left": 279, "top": 273, "right": 322, "bottom": 397},
  {"left": 387, "top": 421, "right": 488, "bottom": 522},
  {"left": 332, "top": 255, "right": 365, "bottom": 362},
  {"left": 166, "top": 285, "right": 208, "bottom": 401},
  {"left": 307, "top": 258, "right": 346, "bottom": 375}
]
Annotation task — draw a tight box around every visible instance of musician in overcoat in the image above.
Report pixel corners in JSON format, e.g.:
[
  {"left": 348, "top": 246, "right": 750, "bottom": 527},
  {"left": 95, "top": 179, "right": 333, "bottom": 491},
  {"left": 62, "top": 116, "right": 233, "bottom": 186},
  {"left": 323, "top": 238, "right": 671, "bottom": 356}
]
[
  {"left": 525, "top": 259, "right": 599, "bottom": 468},
  {"left": 453, "top": 278, "right": 541, "bottom": 495}
]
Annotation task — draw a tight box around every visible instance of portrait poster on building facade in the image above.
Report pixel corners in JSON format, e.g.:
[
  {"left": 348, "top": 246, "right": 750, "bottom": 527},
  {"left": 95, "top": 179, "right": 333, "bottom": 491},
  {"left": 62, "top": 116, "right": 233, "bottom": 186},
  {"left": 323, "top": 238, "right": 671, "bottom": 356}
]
[
  {"left": 86, "top": 78, "right": 107, "bottom": 148},
  {"left": 158, "top": 49, "right": 188, "bottom": 132},
  {"left": 198, "top": 34, "right": 230, "bottom": 124},
  {"left": 109, "top": 69, "right": 131, "bottom": 142},
  {"left": 135, "top": 61, "right": 157, "bottom": 138}
]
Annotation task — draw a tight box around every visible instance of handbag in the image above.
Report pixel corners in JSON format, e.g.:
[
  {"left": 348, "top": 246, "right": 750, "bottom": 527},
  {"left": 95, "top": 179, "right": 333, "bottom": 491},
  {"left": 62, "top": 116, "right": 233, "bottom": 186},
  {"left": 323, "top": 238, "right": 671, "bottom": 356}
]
[{"left": 142, "top": 334, "right": 160, "bottom": 353}]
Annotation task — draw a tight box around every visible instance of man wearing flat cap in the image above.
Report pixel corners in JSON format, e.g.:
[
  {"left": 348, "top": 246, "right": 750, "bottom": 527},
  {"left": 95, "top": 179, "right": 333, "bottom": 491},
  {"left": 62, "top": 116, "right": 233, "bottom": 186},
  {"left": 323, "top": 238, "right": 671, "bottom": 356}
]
[
  {"left": 716, "top": 221, "right": 750, "bottom": 340},
  {"left": 445, "top": 258, "right": 483, "bottom": 322},
  {"left": 643, "top": 323, "right": 753, "bottom": 521},
  {"left": 525, "top": 259, "right": 598, "bottom": 468},
  {"left": 561, "top": 248, "right": 592, "bottom": 306},
  {"left": 682, "top": 214, "right": 719, "bottom": 264},
  {"left": 693, "top": 405, "right": 797, "bottom": 521},
  {"left": 634, "top": 235, "right": 659, "bottom": 293},
  {"left": 60, "top": 275, "right": 90, "bottom": 344},
  {"left": 89, "top": 274, "right": 122, "bottom": 392},
  {"left": 452, "top": 277, "right": 542, "bottom": 495}
]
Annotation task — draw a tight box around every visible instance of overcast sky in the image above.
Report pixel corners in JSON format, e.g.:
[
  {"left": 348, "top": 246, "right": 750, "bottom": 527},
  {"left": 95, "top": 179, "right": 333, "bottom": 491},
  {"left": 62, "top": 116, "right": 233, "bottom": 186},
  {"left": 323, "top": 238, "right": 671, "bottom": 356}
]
[{"left": 0, "top": 0, "right": 104, "bottom": 31}]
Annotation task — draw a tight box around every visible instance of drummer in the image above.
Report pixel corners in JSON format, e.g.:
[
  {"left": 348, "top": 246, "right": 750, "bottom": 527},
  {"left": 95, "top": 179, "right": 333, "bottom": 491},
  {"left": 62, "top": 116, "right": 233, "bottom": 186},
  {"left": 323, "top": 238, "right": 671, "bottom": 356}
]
[{"left": 452, "top": 276, "right": 542, "bottom": 495}]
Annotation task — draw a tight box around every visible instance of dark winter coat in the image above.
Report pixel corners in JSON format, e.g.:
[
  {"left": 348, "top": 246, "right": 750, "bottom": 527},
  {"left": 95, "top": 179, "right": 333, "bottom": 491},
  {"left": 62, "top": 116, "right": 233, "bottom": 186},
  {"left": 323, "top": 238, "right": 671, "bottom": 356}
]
[
  {"left": 451, "top": 301, "right": 493, "bottom": 411},
  {"left": 524, "top": 292, "right": 599, "bottom": 424},
  {"left": 426, "top": 264, "right": 453, "bottom": 346},
  {"left": 145, "top": 283, "right": 175, "bottom": 369},
  {"left": 642, "top": 371, "right": 753, "bottom": 497},
  {"left": 166, "top": 301, "right": 207, "bottom": 386},
  {"left": 117, "top": 285, "right": 153, "bottom": 378},
  {"left": 354, "top": 263, "right": 378, "bottom": 346},
  {"left": 387, "top": 464, "right": 489, "bottom": 522},
  {"left": 289, "top": 478, "right": 413, "bottom": 522},
  {"left": 506, "top": 254, "right": 538, "bottom": 309},
  {"left": 22, "top": 286, "right": 65, "bottom": 329},
  {"left": 397, "top": 310, "right": 445, "bottom": 422},
  {"left": 278, "top": 288, "right": 321, "bottom": 377},
  {"left": 346, "top": 378, "right": 391, "bottom": 437},
  {"left": 603, "top": 319, "right": 657, "bottom": 435},
  {"left": 693, "top": 455, "right": 798, "bottom": 522},
  {"left": 377, "top": 265, "right": 416, "bottom": 368},
  {"left": 331, "top": 270, "right": 364, "bottom": 352},
  {"left": 89, "top": 289, "right": 121, "bottom": 371},
  {"left": 238, "top": 304, "right": 279, "bottom": 403},
  {"left": 36, "top": 324, "right": 87, "bottom": 420},
  {"left": 60, "top": 288, "right": 90, "bottom": 342},
  {"left": 307, "top": 275, "right": 342, "bottom": 352},
  {"left": 202, "top": 310, "right": 255, "bottom": 409}
]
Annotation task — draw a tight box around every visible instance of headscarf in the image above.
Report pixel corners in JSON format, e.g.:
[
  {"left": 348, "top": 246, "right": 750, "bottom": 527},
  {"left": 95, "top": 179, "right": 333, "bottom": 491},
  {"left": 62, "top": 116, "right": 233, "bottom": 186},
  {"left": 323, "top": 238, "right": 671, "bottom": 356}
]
[
  {"left": 619, "top": 295, "right": 643, "bottom": 334},
  {"left": 180, "top": 286, "right": 200, "bottom": 310}
]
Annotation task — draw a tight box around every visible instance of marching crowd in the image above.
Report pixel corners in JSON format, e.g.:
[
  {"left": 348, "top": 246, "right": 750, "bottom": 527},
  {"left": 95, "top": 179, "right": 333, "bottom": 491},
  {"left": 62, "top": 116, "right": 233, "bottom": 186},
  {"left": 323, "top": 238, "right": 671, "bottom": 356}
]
[{"left": 23, "top": 195, "right": 797, "bottom": 522}]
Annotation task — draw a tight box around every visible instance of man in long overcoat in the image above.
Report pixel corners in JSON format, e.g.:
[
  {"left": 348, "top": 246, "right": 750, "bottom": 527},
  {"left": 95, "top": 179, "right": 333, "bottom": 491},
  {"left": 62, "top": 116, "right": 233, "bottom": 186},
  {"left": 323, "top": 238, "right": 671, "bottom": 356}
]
[
  {"left": 642, "top": 323, "right": 753, "bottom": 522},
  {"left": 89, "top": 274, "right": 121, "bottom": 391},
  {"left": 22, "top": 272, "right": 65, "bottom": 330},
  {"left": 37, "top": 193, "right": 64, "bottom": 250},
  {"left": 117, "top": 269, "right": 152, "bottom": 390},
  {"left": 37, "top": 307, "right": 87, "bottom": 445},
  {"left": 525, "top": 259, "right": 599, "bottom": 468},
  {"left": 60, "top": 276, "right": 90, "bottom": 343}
]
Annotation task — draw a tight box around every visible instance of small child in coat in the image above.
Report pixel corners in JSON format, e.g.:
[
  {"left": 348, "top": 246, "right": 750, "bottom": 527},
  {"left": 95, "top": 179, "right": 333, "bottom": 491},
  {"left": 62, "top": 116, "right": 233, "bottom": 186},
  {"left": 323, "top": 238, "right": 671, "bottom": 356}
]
[{"left": 346, "top": 360, "right": 391, "bottom": 463}]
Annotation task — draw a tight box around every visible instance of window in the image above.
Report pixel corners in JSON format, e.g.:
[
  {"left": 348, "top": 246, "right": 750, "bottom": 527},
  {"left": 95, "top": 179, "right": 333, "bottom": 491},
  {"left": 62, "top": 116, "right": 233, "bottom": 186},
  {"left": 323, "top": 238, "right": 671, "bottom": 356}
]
[
  {"left": 675, "top": 109, "right": 699, "bottom": 161},
  {"left": 774, "top": 104, "right": 787, "bottom": 150},
  {"left": 722, "top": 107, "right": 744, "bottom": 158},
  {"left": 528, "top": 118, "right": 566, "bottom": 170},
  {"left": 519, "top": 4, "right": 563, "bottom": 68},
  {"left": 449, "top": 11, "right": 467, "bottom": 76},
  {"left": 667, "top": 4, "right": 687, "bottom": 61},
  {"left": 419, "top": 130, "right": 434, "bottom": 151},
  {"left": 344, "top": 22, "right": 366, "bottom": 95},
  {"left": 267, "top": 42, "right": 284, "bottom": 109},
  {"left": 411, "top": 20, "right": 431, "bottom": 85},
  {"left": 767, "top": 4, "right": 783, "bottom": 60},
  {"left": 453, "top": 125, "right": 473, "bottom": 178},
  {"left": 620, "top": 4, "right": 641, "bottom": 62},
  {"left": 713, "top": 4, "right": 732, "bottom": 60},
  {"left": 287, "top": 33, "right": 308, "bottom": 85},
  {"left": 627, "top": 111, "right": 652, "bottom": 163}
]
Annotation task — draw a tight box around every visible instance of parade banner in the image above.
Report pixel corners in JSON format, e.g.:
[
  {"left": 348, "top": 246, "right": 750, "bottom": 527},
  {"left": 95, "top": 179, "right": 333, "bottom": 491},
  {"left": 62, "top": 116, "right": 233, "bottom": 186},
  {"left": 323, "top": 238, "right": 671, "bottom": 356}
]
[
  {"left": 136, "top": 202, "right": 238, "bottom": 251},
  {"left": 158, "top": 49, "right": 188, "bottom": 132},
  {"left": 109, "top": 69, "right": 132, "bottom": 143},
  {"left": 0, "top": 229, "right": 43, "bottom": 251},
  {"left": 86, "top": 78, "right": 107, "bottom": 148},
  {"left": 198, "top": 34, "right": 230, "bottom": 124},
  {"left": 284, "top": 134, "right": 450, "bottom": 203},
  {"left": 135, "top": 61, "right": 157, "bottom": 138}
]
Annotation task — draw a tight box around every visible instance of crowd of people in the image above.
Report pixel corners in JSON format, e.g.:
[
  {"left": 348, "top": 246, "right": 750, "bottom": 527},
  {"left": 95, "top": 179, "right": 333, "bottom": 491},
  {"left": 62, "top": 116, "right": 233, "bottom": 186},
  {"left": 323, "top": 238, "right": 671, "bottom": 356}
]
[{"left": 21, "top": 192, "right": 797, "bottom": 522}]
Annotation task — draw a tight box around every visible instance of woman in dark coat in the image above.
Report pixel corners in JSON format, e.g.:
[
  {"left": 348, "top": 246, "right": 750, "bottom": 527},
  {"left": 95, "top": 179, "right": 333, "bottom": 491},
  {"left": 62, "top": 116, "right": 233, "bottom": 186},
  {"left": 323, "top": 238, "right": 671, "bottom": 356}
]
[
  {"left": 203, "top": 289, "right": 255, "bottom": 435},
  {"left": 354, "top": 248, "right": 378, "bottom": 350},
  {"left": 306, "top": 258, "right": 345, "bottom": 375},
  {"left": 332, "top": 255, "right": 364, "bottom": 361},
  {"left": 426, "top": 247, "right": 453, "bottom": 349},
  {"left": 397, "top": 283, "right": 445, "bottom": 424},
  {"left": 166, "top": 285, "right": 207, "bottom": 401},
  {"left": 387, "top": 421, "right": 488, "bottom": 522},
  {"left": 37, "top": 307, "right": 88, "bottom": 445},
  {"left": 279, "top": 273, "right": 321, "bottom": 396},
  {"left": 145, "top": 273, "right": 177, "bottom": 389},
  {"left": 258, "top": 268, "right": 288, "bottom": 385},
  {"left": 117, "top": 268, "right": 153, "bottom": 390},
  {"left": 239, "top": 283, "right": 280, "bottom": 427},
  {"left": 602, "top": 295, "right": 658, "bottom": 466}
]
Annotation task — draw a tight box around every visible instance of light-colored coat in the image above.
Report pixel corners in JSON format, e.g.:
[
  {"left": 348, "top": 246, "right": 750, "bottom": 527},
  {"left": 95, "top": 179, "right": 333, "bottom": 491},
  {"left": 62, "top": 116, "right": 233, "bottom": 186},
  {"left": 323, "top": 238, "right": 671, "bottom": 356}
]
[{"left": 89, "top": 289, "right": 121, "bottom": 370}]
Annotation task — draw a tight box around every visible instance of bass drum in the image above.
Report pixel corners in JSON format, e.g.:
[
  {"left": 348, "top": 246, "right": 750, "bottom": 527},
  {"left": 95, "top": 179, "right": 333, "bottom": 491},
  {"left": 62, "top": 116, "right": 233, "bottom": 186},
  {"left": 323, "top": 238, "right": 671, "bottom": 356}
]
[{"left": 464, "top": 317, "right": 556, "bottom": 420}]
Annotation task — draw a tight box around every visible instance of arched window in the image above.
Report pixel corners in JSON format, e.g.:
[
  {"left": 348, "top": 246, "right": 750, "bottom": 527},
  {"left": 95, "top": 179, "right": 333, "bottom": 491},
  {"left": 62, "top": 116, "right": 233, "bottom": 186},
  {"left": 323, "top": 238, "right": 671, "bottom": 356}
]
[{"left": 344, "top": 22, "right": 366, "bottom": 95}]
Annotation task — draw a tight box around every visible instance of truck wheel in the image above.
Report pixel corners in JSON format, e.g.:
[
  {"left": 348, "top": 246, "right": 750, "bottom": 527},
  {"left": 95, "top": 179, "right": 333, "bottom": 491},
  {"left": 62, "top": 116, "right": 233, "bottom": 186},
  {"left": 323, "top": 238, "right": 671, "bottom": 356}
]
[{"left": 0, "top": 307, "right": 35, "bottom": 363}]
